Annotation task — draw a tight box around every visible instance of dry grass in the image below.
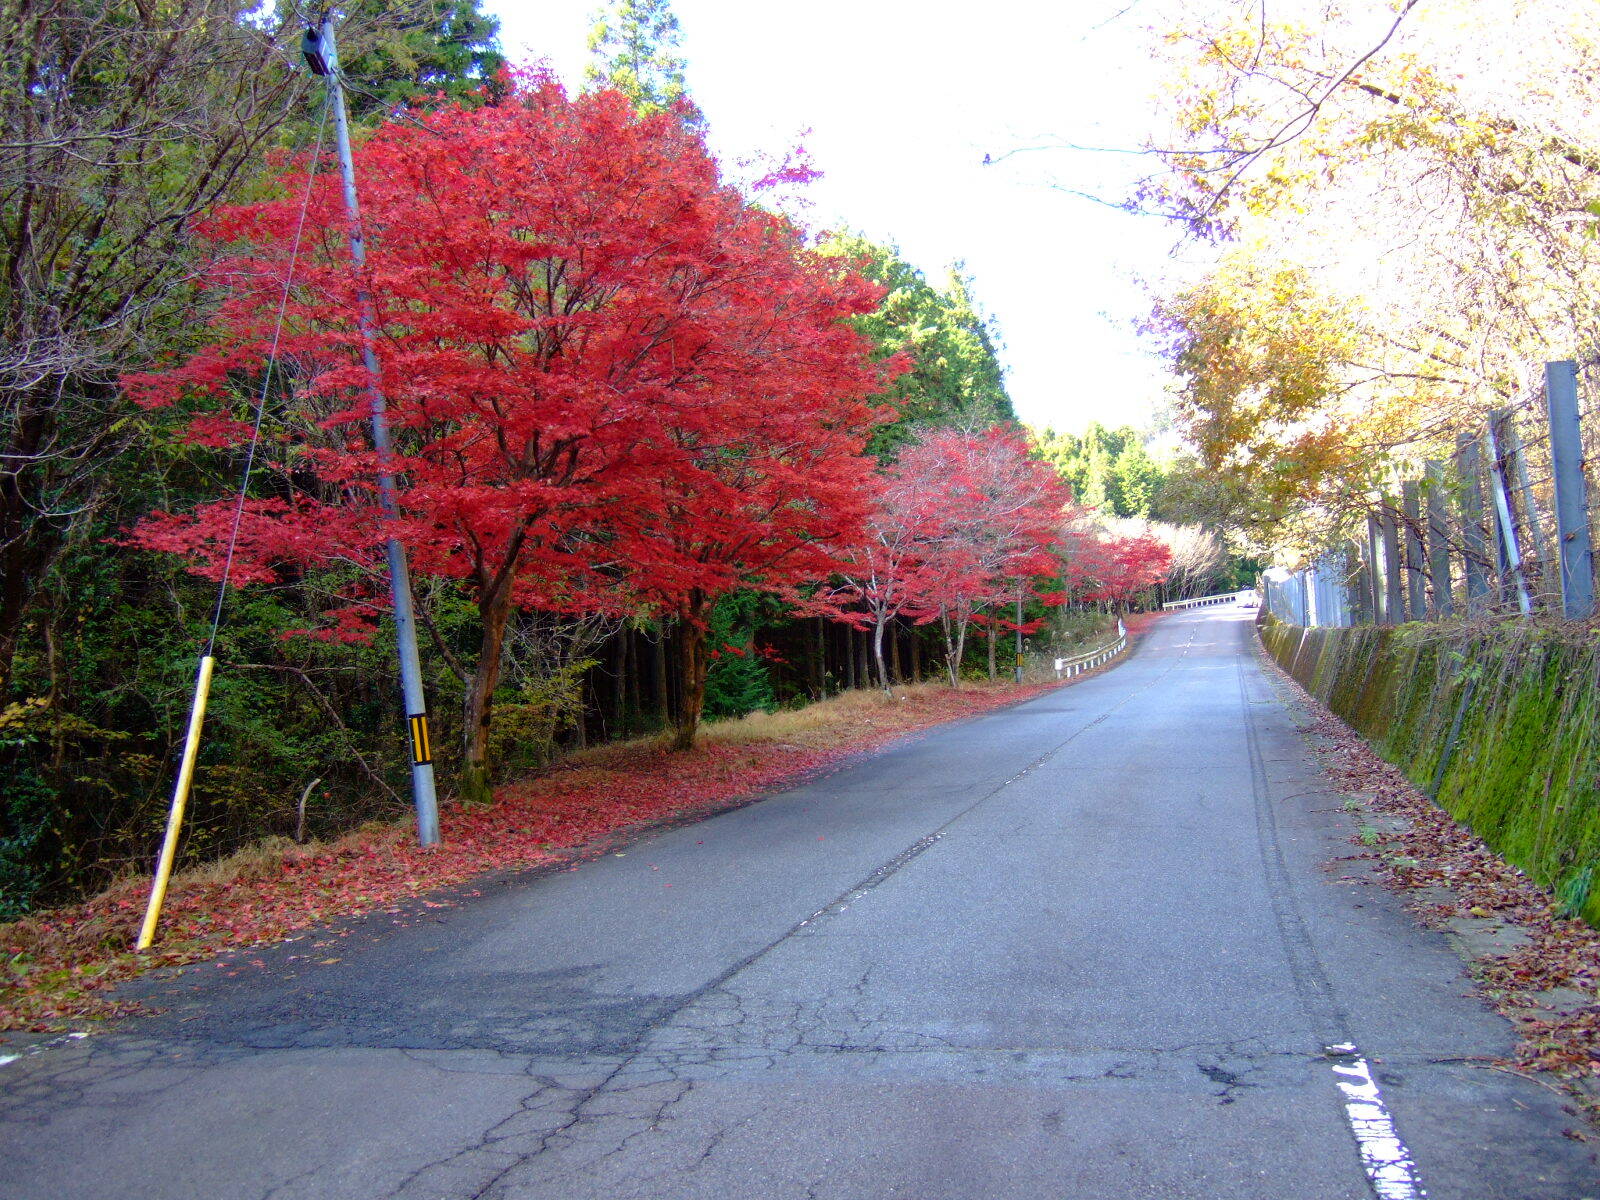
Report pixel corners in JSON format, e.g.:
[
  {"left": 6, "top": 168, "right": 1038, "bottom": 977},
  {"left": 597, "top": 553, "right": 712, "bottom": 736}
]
[
  {"left": 702, "top": 680, "right": 998, "bottom": 747},
  {"left": 0, "top": 636, "right": 1167, "bottom": 1036}
]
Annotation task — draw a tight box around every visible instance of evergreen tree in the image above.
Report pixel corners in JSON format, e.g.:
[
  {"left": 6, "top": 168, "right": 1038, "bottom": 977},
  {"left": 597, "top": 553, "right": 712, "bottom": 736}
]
[
  {"left": 584, "top": 0, "right": 703, "bottom": 127},
  {"left": 817, "top": 234, "right": 1017, "bottom": 456},
  {"left": 1031, "top": 424, "right": 1167, "bottom": 518},
  {"left": 342, "top": 0, "right": 507, "bottom": 115},
  {"left": 1113, "top": 441, "right": 1162, "bottom": 518},
  {"left": 702, "top": 594, "right": 778, "bottom": 720}
]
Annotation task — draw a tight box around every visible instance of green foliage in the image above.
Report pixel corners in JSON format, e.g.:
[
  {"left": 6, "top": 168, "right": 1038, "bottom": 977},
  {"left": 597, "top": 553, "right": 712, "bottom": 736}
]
[
  {"left": 817, "top": 233, "right": 1016, "bottom": 455},
  {"left": 583, "top": 0, "right": 701, "bottom": 125},
  {"left": 703, "top": 593, "right": 778, "bottom": 720},
  {"left": 489, "top": 660, "right": 595, "bottom": 777},
  {"left": 1558, "top": 864, "right": 1595, "bottom": 921},
  {"left": 341, "top": 0, "right": 507, "bottom": 115},
  {"left": 1031, "top": 423, "right": 1162, "bottom": 518}
]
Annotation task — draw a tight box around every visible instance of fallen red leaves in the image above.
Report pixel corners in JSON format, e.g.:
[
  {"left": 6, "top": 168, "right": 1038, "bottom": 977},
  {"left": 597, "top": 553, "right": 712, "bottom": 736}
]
[
  {"left": 1260, "top": 646, "right": 1600, "bottom": 1093},
  {"left": 0, "top": 673, "right": 1076, "bottom": 1036}
]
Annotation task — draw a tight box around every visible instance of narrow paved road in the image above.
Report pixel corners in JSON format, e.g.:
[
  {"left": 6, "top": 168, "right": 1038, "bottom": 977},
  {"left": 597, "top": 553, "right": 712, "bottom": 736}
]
[{"left": 3, "top": 604, "right": 1596, "bottom": 1199}]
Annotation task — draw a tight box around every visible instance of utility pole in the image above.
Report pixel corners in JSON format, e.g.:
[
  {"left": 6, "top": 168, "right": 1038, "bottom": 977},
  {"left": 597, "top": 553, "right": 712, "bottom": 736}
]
[
  {"left": 1014, "top": 579, "right": 1024, "bottom": 683},
  {"left": 303, "top": 18, "right": 440, "bottom": 846}
]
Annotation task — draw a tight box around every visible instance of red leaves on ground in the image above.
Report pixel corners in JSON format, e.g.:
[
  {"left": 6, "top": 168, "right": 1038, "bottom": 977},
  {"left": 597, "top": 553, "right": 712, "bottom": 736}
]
[{"left": 0, "top": 676, "right": 1071, "bottom": 1035}]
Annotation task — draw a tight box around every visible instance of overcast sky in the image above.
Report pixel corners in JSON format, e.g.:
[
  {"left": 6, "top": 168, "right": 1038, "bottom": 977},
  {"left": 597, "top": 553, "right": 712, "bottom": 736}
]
[{"left": 484, "top": 0, "right": 1191, "bottom": 434}]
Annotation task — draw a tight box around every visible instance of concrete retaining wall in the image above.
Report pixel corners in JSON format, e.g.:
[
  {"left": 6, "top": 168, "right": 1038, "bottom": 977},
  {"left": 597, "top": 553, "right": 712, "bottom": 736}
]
[{"left": 1258, "top": 615, "right": 1600, "bottom": 926}]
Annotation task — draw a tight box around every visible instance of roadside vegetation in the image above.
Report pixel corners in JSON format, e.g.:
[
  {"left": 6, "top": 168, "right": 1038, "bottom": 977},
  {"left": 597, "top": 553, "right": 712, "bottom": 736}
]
[
  {"left": 0, "top": 0, "right": 1248, "bottom": 931},
  {"left": 0, "top": 659, "right": 1147, "bottom": 1034}
]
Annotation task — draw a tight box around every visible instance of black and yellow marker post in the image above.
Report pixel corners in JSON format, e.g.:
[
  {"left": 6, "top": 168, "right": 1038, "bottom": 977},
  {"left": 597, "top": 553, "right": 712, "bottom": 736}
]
[{"left": 408, "top": 712, "right": 432, "bottom": 766}]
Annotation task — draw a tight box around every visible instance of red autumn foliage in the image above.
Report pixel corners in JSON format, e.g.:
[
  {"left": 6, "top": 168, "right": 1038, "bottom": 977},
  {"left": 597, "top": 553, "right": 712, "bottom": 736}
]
[
  {"left": 0, "top": 675, "right": 1078, "bottom": 1035},
  {"left": 127, "top": 74, "right": 891, "bottom": 789},
  {"left": 1060, "top": 519, "right": 1173, "bottom": 608},
  {"left": 813, "top": 427, "right": 1074, "bottom": 687}
]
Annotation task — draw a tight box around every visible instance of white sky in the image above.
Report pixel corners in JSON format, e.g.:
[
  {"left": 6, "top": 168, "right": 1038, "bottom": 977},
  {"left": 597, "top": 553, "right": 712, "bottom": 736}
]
[{"left": 485, "top": 0, "right": 1191, "bottom": 434}]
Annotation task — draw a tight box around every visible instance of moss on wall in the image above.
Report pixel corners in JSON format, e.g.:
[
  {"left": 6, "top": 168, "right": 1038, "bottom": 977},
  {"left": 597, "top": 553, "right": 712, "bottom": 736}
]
[{"left": 1259, "top": 615, "right": 1600, "bottom": 928}]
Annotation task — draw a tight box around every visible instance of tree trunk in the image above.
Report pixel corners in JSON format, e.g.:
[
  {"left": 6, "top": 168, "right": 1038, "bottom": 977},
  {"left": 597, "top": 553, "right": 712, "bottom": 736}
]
[
  {"left": 672, "top": 596, "right": 709, "bottom": 751},
  {"left": 910, "top": 626, "right": 921, "bottom": 684},
  {"left": 941, "top": 612, "right": 959, "bottom": 687},
  {"left": 653, "top": 621, "right": 670, "bottom": 728},
  {"left": 871, "top": 614, "right": 890, "bottom": 693},
  {"left": 811, "top": 616, "right": 825, "bottom": 698},
  {"left": 460, "top": 581, "right": 517, "bottom": 806},
  {"left": 612, "top": 632, "right": 626, "bottom": 736},
  {"left": 889, "top": 619, "right": 902, "bottom": 685},
  {"left": 625, "top": 626, "right": 640, "bottom": 737},
  {"left": 845, "top": 625, "right": 857, "bottom": 689},
  {"left": 986, "top": 614, "right": 997, "bottom": 680}
]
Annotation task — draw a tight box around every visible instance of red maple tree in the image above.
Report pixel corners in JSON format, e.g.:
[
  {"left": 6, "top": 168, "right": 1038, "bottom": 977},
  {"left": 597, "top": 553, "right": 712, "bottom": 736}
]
[
  {"left": 1061, "top": 521, "right": 1172, "bottom": 610},
  {"left": 814, "top": 427, "right": 1071, "bottom": 688},
  {"left": 907, "top": 429, "right": 1073, "bottom": 685},
  {"left": 129, "top": 76, "right": 889, "bottom": 793}
]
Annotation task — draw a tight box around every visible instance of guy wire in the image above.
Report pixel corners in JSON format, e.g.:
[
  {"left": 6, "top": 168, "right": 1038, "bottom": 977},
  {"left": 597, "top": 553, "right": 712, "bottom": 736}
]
[{"left": 205, "top": 90, "right": 334, "bottom": 658}]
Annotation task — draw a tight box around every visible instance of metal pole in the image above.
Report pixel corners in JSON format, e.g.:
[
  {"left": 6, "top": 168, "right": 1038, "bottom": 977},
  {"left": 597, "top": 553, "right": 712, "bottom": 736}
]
[
  {"left": 313, "top": 19, "right": 440, "bottom": 845},
  {"left": 1455, "top": 434, "right": 1489, "bottom": 614},
  {"left": 1401, "top": 481, "right": 1426, "bottom": 621},
  {"left": 1545, "top": 360, "right": 1596, "bottom": 619},
  {"left": 1366, "top": 514, "right": 1386, "bottom": 623},
  {"left": 1014, "top": 579, "right": 1024, "bottom": 683},
  {"left": 1485, "top": 412, "right": 1533, "bottom": 615},
  {"left": 1381, "top": 506, "right": 1404, "bottom": 623},
  {"left": 1345, "top": 540, "right": 1367, "bottom": 625},
  {"left": 1503, "top": 409, "right": 1553, "bottom": 598},
  {"left": 1424, "top": 461, "right": 1453, "bottom": 617}
]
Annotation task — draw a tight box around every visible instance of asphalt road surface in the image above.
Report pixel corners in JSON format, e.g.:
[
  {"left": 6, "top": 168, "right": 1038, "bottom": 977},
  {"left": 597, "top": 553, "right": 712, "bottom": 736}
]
[{"left": 3, "top": 603, "right": 1597, "bottom": 1199}]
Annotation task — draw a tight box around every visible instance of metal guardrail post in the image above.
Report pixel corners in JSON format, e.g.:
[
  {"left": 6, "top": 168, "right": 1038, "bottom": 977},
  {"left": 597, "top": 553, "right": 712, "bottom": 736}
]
[
  {"left": 1545, "top": 360, "right": 1596, "bottom": 619},
  {"left": 1365, "top": 515, "right": 1386, "bottom": 623},
  {"left": 1486, "top": 411, "right": 1533, "bottom": 615},
  {"left": 1371, "top": 507, "right": 1403, "bottom": 623},
  {"left": 1503, "top": 408, "right": 1554, "bottom": 592}
]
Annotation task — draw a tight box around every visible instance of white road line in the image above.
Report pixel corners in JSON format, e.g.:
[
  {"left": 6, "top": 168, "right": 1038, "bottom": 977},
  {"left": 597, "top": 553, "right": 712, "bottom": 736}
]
[
  {"left": 0, "top": 1029, "right": 87, "bottom": 1070},
  {"left": 1325, "top": 1043, "right": 1427, "bottom": 1199}
]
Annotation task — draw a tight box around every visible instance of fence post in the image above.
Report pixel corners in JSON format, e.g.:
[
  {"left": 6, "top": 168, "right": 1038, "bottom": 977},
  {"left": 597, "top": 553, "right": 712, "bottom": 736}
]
[
  {"left": 1545, "top": 360, "right": 1595, "bottom": 619},
  {"left": 1366, "top": 514, "right": 1387, "bottom": 623},
  {"left": 1486, "top": 412, "right": 1533, "bottom": 614},
  {"left": 1346, "top": 540, "right": 1370, "bottom": 624},
  {"left": 1455, "top": 434, "right": 1490, "bottom": 614},
  {"left": 1424, "top": 461, "right": 1453, "bottom": 617},
  {"left": 1504, "top": 406, "right": 1555, "bottom": 595},
  {"left": 1402, "top": 480, "right": 1427, "bottom": 621},
  {"left": 1502, "top": 407, "right": 1554, "bottom": 595},
  {"left": 1381, "top": 506, "right": 1404, "bottom": 622}
]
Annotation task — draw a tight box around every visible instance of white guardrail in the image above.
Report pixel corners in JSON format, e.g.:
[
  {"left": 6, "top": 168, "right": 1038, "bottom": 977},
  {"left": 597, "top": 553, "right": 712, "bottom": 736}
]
[
  {"left": 1054, "top": 619, "right": 1128, "bottom": 680},
  {"left": 1162, "top": 589, "right": 1260, "bottom": 611}
]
